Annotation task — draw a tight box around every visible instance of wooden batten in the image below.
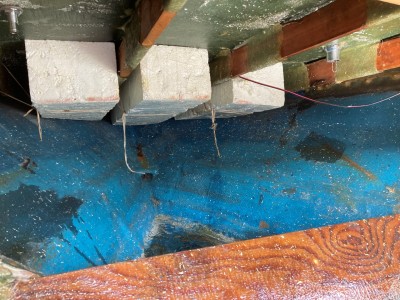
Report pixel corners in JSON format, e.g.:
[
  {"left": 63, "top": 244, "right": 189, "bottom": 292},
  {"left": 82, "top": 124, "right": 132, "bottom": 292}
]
[
  {"left": 118, "top": 0, "right": 185, "bottom": 78},
  {"left": 139, "top": 0, "right": 178, "bottom": 47},
  {"left": 377, "top": 37, "right": 400, "bottom": 71},
  {"left": 281, "top": 0, "right": 367, "bottom": 58},
  {"left": 139, "top": 0, "right": 164, "bottom": 45},
  {"left": 212, "top": 0, "right": 369, "bottom": 83},
  {"left": 12, "top": 215, "right": 400, "bottom": 299}
]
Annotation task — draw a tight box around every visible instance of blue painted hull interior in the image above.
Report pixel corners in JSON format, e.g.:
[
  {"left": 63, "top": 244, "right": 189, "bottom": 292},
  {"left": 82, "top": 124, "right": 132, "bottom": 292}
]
[{"left": 1, "top": 92, "right": 400, "bottom": 275}]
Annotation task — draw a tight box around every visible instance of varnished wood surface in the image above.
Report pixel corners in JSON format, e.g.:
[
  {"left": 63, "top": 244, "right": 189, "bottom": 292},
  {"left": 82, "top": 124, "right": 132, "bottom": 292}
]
[
  {"left": 13, "top": 215, "right": 400, "bottom": 299},
  {"left": 281, "top": 0, "right": 367, "bottom": 57}
]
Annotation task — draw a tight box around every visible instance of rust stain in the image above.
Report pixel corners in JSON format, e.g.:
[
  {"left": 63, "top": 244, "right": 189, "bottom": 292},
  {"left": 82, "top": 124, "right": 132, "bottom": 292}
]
[
  {"left": 136, "top": 144, "right": 149, "bottom": 169},
  {"left": 322, "top": 142, "right": 377, "bottom": 181},
  {"left": 259, "top": 221, "right": 269, "bottom": 229},
  {"left": 340, "top": 153, "right": 377, "bottom": 181}
]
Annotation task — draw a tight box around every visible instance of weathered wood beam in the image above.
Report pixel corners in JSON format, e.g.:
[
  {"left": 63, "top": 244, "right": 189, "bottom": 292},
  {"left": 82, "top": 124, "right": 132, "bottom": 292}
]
[
  {"left": 290, "top": 36, "right": 400, "bottom": 93},
  {"left": 211, "top": 0, "right": 400, "bottom": 86},
  {"left": 118, "top": 0, "right": 187, "bottom": 78},
  {"left": 12, "top": 214, "right": 400, "bottom": 299},
  {"left": 210, "top": 0, "right": 368, "bottom": 83},
  {"left": 306, "top": 67, "right": 400, "bottom": 99},
  {"left": 281, "top": 0, "right": 367, "bottom": 58},
  {"left": 377, "top": 37, "right": 400, "bottom": 71}
]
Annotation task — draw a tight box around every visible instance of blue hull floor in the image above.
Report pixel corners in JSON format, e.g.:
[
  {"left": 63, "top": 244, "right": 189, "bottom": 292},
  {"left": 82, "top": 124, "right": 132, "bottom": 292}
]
[{"left": 1, "top": 92, "right": 400, "bottom": 275}]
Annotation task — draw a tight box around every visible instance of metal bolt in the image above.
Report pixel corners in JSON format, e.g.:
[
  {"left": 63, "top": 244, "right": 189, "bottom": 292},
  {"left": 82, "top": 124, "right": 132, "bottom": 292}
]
[
  {"left": 325, "top": 40, "right": 340, "bottom": 63},
  {"left": 2, "top": 6, "right": 22, "bottom": 34}
]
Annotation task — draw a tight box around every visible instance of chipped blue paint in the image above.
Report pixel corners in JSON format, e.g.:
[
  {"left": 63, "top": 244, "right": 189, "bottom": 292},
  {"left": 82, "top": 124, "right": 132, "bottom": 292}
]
[{"left": 1, "top": 92, "right": 400, "bottom": 275}]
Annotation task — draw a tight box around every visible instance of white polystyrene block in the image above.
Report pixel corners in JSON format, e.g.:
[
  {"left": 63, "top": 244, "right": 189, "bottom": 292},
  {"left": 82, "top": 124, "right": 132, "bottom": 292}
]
[
  {"left": 212, "top": 62, "right": 285, "bottom": 114},
  {"left": 113, "top": 45, "right": 211, "bottom": 125},
  {"left": 175, "top": 63, "right": 285, "bottom": 120},
  {"left": 25, "top": 40, "right": 119, "bottom": 120},
  {"left": 140, "top": 45, "right": 211, "bottom": 101}
]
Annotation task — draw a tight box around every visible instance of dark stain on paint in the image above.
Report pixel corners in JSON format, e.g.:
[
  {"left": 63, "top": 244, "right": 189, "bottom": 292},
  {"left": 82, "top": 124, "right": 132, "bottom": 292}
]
[
  {"left": 259, "top": 221, "right": 270, "bottom": 229},
  {"left": 0, "top": 184, "right": 83, "bottom": 263},
  {"left": 282, "top": 188, "right": 297, "bottom": 195},
  {"left": 295, "top": 132, "right": 345, "bottom": 163},
  {"left": 296, "top": 132, "right": 376, "bottom": 180}
]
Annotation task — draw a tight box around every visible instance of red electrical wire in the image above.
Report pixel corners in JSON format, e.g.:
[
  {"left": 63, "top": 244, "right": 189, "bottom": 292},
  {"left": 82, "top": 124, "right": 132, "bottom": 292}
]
[{"left": 239, "top": 75, "right": 400, "bottom": 109}]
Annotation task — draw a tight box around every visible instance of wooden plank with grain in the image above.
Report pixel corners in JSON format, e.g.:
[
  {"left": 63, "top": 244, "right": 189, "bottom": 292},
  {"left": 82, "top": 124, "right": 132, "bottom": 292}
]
[
  {"left": 281, "top": 0, "right": 367, "bottom": 57},
  {"left": 119, "top": 0, "right": 185, "bottom": 77},
  {"left": 12, "top": 215, "right": 400, "bottom": 299}
]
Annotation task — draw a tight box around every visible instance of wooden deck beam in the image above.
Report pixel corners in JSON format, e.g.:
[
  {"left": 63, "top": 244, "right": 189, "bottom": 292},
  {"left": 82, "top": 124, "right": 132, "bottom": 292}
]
[
  {"left": 210, "top": 0, "right": 368, "bottom": 83},
  {"left": 211, "top": 0, "right": 400, "bottom": 86},
  {"left": 377, "top": 37, "right": 400, "bottom": 71},
  {"left": 118, "top": 0, "right": 187, "bottom": 78},
  {"left": 281, "top": 0, "right": 367, "bottom": 58},
  {"left": 301, "top": 36, "right": 400, "bottom": 91},
  {"left": 12, "top": 214, "right": 400, "bottom": 299}
]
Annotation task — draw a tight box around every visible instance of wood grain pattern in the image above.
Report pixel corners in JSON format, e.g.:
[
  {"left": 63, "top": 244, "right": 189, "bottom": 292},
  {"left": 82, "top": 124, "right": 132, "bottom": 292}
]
[
  {"left": 139, "top": 0, "right": 164, "bottom": 45},
  {"left": 12, "top": 215, "right": 400, "bottom": 299},
  {"left": 281, "top": 0, "right": 367, "bottom": 57},
  {"left": 377, "top": 37, "right": 400, "bottom": 71}
]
